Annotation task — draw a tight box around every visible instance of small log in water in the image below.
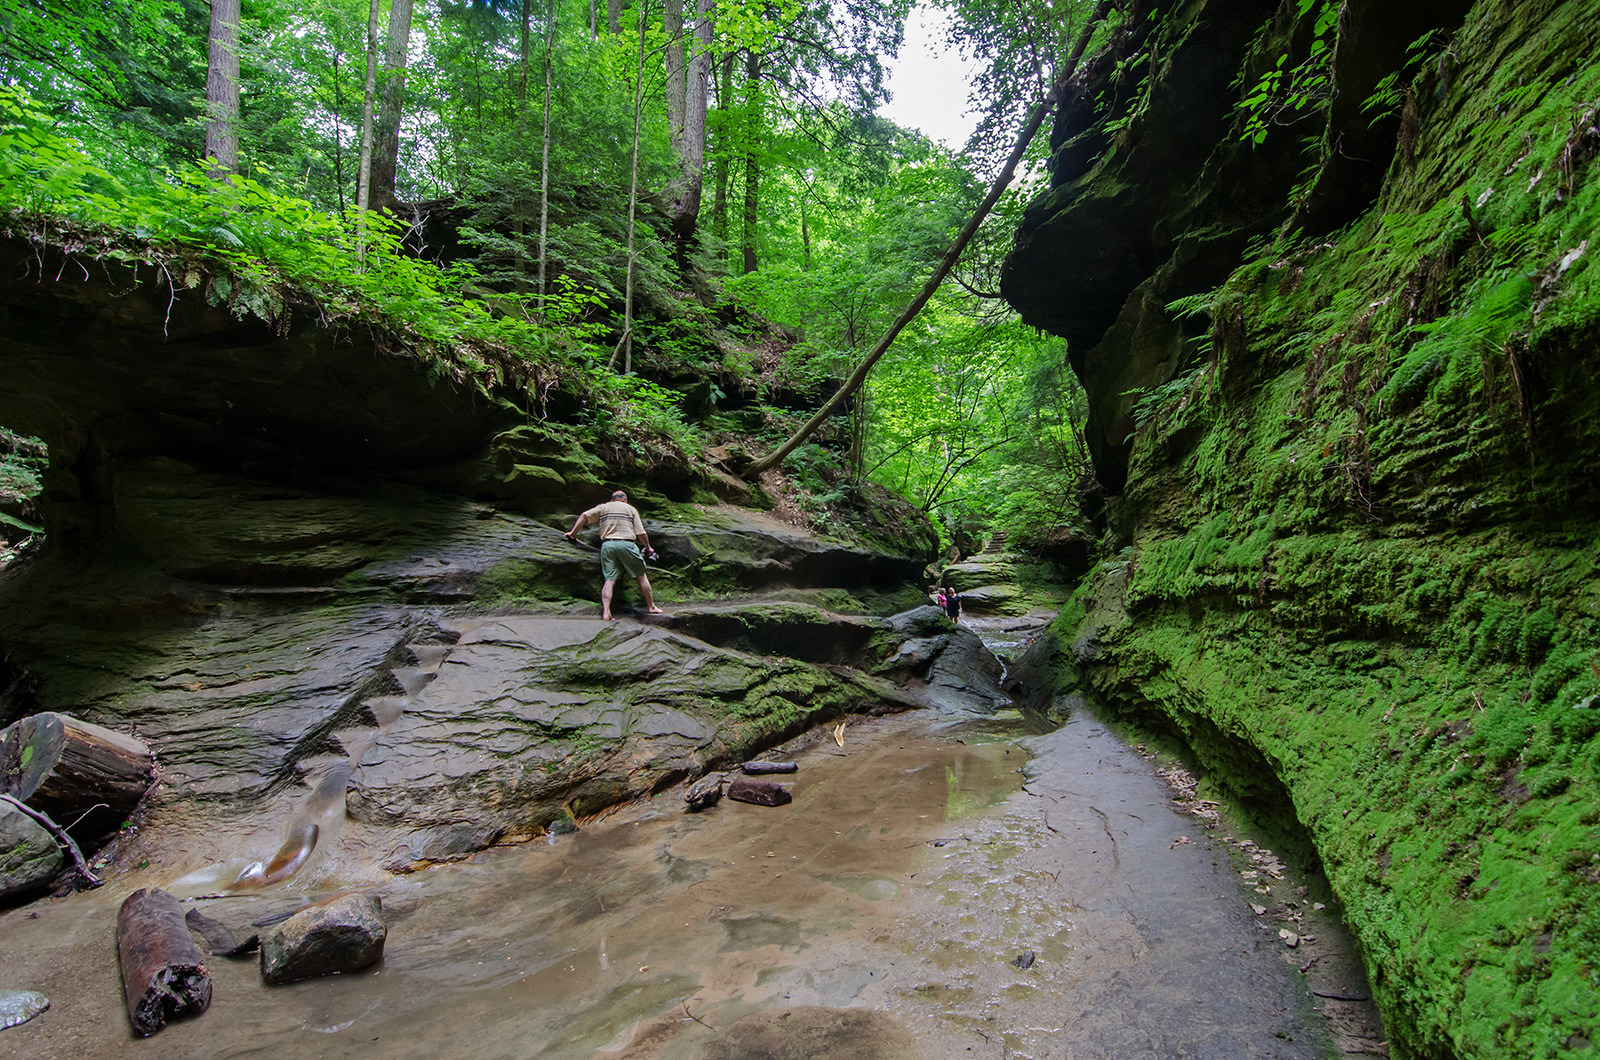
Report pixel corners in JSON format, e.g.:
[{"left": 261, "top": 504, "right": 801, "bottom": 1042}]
[
  {"left": 116, "top": 888, "right": 212, "bottom": 1036},
  {"left": 740, "top": 760, "right": 798, "bottom": 775}
]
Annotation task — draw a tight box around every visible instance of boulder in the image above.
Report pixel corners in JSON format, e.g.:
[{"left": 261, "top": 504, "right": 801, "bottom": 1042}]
[
  {"left": 725, "top": 777, "right": 792, "bottom": 806},
  {"left": 923, "top": 628, "right": 1009, "bottom": 715},
  {"left": 683, "top": 771, "right": 726, "bottom": 811},
  {"left": 955, "top": 584, "right": 1028, "bottom": 616},
  {"left": 940, "top": 555, "right": 1019, "bottom": 592},
  {"left": 1004, "top": 616, "right": 1077, "bottom": 716},
  {"left": 0, "top": 799, "right": 62, "bottom": 898},
  {"left": 260, "top": 894, "right": 386, "bottom": 985}
]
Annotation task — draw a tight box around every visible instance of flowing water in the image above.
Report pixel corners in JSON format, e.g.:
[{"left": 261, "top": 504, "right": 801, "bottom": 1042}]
[{"left": 0, "top": 617, "right": 1379, "bottom": 1058}]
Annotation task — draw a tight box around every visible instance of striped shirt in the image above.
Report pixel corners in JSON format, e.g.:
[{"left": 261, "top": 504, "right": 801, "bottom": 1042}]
[{"left": 584, "top": 500, "right": 645, "bottom": 541}]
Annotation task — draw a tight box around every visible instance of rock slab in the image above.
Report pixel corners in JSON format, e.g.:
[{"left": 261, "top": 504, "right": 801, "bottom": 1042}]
[
  {"left": 726, "top": 777, "right": 792, "bottom": 807},
  {"left": 260, "top": 894, "right": 386, "bottom": 985},
  {"left": 0, "top": 989, "right": 49, "bottom": 1030}
]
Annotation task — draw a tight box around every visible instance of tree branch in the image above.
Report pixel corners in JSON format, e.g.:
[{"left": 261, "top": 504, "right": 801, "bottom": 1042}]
[
  {"left": 0, "top": 793, "right": 102, "bottom": 888},
  {"left": 740, "top": 0, "right": 1115, "bottom": 480}
]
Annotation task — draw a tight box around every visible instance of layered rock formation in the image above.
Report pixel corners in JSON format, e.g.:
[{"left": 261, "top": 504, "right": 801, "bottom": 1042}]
[
  {"left": 1005, "top": 0, "right": 1600, "bottom": 1056},
  {"left": 0, "top": 226, "right": 953, "bottom": 891}
]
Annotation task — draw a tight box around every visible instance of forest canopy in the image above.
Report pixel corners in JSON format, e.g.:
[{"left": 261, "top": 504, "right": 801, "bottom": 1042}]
[{"left": 0, "top": 0, "right": 1100, "bottom": 552}]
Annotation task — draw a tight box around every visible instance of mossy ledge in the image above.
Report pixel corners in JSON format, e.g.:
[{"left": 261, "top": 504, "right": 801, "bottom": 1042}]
[{"left": 1007, "top": 0, "right": 1600, "bottom": 1056}]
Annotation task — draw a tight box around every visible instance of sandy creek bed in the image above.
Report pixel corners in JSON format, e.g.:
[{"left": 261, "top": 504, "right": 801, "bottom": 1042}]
[{"left": 0, "top": 623, "right": 1380, "bottom": 1059}]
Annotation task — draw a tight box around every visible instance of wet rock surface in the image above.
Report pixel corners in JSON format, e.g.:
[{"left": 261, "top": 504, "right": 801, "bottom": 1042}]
[
  {"left": 0, "top": 498, "right": 959, "bottom": 879},
  {"left": 699, "top": 1006, "right": 917, "bottom": 1059},
  {"left": 0, "top": 705, "right": 1370, "bottom": 1058},
  {"left": 0, "top": 989, "right": 48, "bottom": 1030}
]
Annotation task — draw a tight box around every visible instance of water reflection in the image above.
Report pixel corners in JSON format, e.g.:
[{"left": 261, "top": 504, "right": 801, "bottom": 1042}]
[{"left": 3, "top": 705, "right": 1346, "bottom": 1059}]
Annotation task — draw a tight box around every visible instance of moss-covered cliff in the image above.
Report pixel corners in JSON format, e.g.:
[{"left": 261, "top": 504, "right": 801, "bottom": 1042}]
[{"left": 1004, "top": 0, "right": 1600, "bottom": 1056}]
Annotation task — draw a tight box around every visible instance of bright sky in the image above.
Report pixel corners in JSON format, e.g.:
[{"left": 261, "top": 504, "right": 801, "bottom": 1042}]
[{"left": 880, "top": 5, "right": 983, "bottom": 150}]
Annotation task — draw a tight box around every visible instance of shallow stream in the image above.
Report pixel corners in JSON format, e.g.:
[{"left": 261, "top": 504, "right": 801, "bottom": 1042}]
[{"left": 1, "top": 618, "right": 1380, "bottom": 1059}]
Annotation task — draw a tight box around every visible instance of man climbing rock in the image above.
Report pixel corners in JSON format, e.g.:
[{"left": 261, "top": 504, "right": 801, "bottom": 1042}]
[{"left": 564, "top": 490, "right": 664, "bottom": 620}]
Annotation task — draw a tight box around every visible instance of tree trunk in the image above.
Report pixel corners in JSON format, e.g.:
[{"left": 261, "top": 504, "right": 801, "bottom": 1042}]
[
  {"left": 712, "top": 52, "right": 733, "bottom": 251},
  {"left": 538, "top": 0, "right": 556, "bottom": 313},
  {"left": 117, "top": 888, "right": 211, "bottom": 1037},
  {"left": 664, "top": 0, "right": 686, "bottom": 151},
  {"left": 331, "top": 48, "right": 347, "bottom": 213},
  {"left": 0, "top": 711, "right": 152, "bottom": 845},
  {"left": 356, "top": 0, "right": 381, "bottom": 223},
  {"left": 740, "top": 0, "right": 1114, "bottom": 480},
  {"left": 613, "top": 0, "right": 650, "bottom": 374},
  {"left": 740, "top": 51, "right": 762, "bottom": 275},
  {"left": 514, "top": 0, "right": 531, "bottom": 294},
  {"left": 204, "top": 0, "right": 240, "bottom": 178},
  {"left": 665, "top": 0, "right": 712, "bottom": 251},
  {"left": 800, "top": 190, "right": 811, "bottom": 271},
  {"left": 369, "top": 0, "right": 414, "bottom": 212},
  {"left": 607, "top": 0, "right": 623, "bottom": 34}
]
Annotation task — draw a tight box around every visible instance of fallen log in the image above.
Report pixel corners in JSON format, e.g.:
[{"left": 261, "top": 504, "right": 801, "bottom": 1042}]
[
  {"left": 117, "top": 888, "right": 212, "bottom": 1036},
  {"left": 1, "top": 712, "right": 152, "bottom": 842},
  {"left": 726, "top": 777, "right": 792, "bottom": 807},
  {"left": 0, "top": 792, "right": 100, "bottom": 888},
  {"left": 740, "top": 761, "right": 798, "bottom": 775}
]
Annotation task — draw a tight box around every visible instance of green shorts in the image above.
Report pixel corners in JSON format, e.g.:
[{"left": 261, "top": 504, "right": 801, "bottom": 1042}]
[{"left": 600, "top": 539, "right": 646, "bottom": 581}]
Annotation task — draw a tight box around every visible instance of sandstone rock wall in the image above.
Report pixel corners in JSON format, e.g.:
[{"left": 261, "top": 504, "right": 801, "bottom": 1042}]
[{"left": 1005, "top": 1, "right": 1600, "bottom": 1055}]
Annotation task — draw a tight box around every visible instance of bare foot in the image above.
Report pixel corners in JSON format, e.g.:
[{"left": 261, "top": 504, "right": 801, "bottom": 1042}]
[{"left": 646, "top": 607, "right": 664, "bottom": 615}]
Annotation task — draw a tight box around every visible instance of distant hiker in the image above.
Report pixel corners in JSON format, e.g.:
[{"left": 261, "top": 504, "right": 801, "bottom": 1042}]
[
  {"left": 935, "top": 587, "right": 948, "bottom": 610},
  {"left": 943, "top": 586, "right": 961, "bottom": 623},
  {"left": 564, "top": 490, "right": 663, "bottom": 621}
]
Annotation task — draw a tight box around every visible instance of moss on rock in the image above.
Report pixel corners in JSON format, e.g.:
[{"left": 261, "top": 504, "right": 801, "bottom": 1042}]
[{"left": 1009, "top": 0, "right": 1600, "bottom": 1055}]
